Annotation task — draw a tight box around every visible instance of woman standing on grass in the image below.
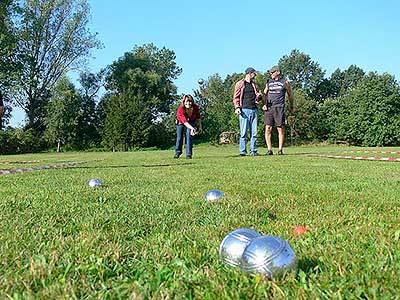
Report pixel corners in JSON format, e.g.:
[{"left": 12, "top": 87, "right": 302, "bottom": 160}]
[{"left": 174, "top": 94, "right": 202, "bottom": 159}]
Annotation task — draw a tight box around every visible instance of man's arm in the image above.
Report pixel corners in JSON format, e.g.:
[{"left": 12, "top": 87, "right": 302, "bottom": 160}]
[
  {"left": 285, "top": 80, "right": 294, "bottom": 113},
  {"left": 262, "top": 83, "right": 269, "bottom": 110},
  {"left": 233, "top": 81, "right": 243, "bottom": 115}
]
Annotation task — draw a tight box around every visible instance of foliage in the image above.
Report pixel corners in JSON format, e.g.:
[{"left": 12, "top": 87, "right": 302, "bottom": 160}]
[
  {"left": 0, "top": 145, "right": 399, "bottom": 298},
  {"left": 44, "top": 77, "right": 81, "bottom": 151},
  {"left": 73, "top": 70, "right": 106, "bottom": 149},
  {"left": 321, "top": 72, "right": 400, "bottom": 146},
  {"left": 103, "top": 44, "right": 182, "bottom": 150},
  {"left": 0, "top": 127, "right": 48, "bottom": 154},
  {"left": 278, "top": 49, "right": 325, "bottom": 98},
  {"left": 287, "top": 89, "right": 320, "bottom": 144},
  {"left": 194, "top": 74, "right": 235, "bottom": 142},
  {"left": 11, "top": 0, "right": 101, "bottom": 131},
  {"left": 330, "top": 65, "right": 365, "bottom": 98},
  {"left": 0, "top": 0, "right": 20, "bottom": 92}
]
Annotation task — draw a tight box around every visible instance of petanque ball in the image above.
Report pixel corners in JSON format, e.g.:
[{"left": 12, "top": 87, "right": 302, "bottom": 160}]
[
  {"left": 241, "top": 235, "right": 298, "bottom": 277},
  {"left": 219, "top": 228, "right": 262, "bottom": 267},
  {"left": 205, "top": 189, "right": 225, "bottom": 201},
  {"left": 88, "top": 178, "right": 103, "bottom": 187}
]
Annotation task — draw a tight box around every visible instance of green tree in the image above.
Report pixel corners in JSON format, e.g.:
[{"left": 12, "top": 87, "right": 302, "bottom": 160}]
[
  {"left": 278, "top": 49, "right": 325, "bottom": 97},
  {"left": 0, "top": 0, "right": 20, "bottom": 126},
  {"left": 287, "top": 89, "right": 320, "bottom": 144},
  {"left": 193, "top": 74, "right": 234, "bottom": 142},
  {"left": 103, "top": 44, "right": 182, "bottom": 150},
  {"left": 44, "top": 76, "right": 80, "bottom": 151},
  {"left": 71, "top": 70, "right": 105, "bottom": 149},
  {"left": 0, "top": 0, "right": 20, "bottom": 89},
  {"left": 321, "top": 72, "right": 400, "bottom": 146},
  {"left": 11, "top": 0, "right": 101, "bottom": 132},
  {"left": 330, "top": 65, "right": 365, "bottom": 97}
]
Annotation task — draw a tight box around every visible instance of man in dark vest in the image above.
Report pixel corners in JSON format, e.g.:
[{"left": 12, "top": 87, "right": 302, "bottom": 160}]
[
  {"left": 262, "top": 66, "right": 294, "bottom": 155},
  {"left": 233, "top": 67, "right": 263, "bottom": 156}
]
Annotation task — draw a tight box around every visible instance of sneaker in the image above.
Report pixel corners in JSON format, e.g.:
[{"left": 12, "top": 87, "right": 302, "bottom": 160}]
[
  {"left": 174, "top": 154, "right": 180, "bottom": 159},
  {"left": 278, "top": 149, "right": 284, "bottom": 155},
  {"left": 239, "top": 153, "right": 247, "bottom": 156},
  {"left": 266, "top": 150, "right": 273, "bottom": 156},
  {"left": 186, "top": 155, "right": 192, "bottom": 159},
  {"left": 251, "top": 152, "right": 261, "bottom": 156}
]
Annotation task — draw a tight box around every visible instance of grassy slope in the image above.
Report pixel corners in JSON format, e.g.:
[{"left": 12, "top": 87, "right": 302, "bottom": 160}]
[{"left": 0, "top": 145, "right": 399, "bottom": 299}]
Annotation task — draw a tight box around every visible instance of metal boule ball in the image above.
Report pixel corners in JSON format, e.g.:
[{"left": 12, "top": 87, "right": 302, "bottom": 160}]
[
  {"left": 219, "top": 228, "right": 262, "bottom": 267},
  {"left": 205, "top": 189, "right": 225, "bottom": 201},
  {"left": 88, "top": 178, "right": 103, "bottom": 188},
  {"left": 240, "top": 235, "right": 298, "bottom": 278},
  {"left": 198, "top": 78, "right": 204, "bottom": 85}
]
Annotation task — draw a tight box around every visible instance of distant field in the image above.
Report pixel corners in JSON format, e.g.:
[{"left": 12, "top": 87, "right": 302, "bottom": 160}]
[{"left": 1, "top": 144, "right": 399, "bottom": 299}]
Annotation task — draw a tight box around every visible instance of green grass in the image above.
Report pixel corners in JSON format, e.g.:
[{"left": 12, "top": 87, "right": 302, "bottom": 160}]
[{"left": 0, "top": 144, "right": 399, "bottom": 299}]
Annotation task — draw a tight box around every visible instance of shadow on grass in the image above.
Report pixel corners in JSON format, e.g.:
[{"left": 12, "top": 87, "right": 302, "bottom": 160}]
[
  {"left": 71, "top": 162, "right": 195, "bottom": 169},
  {"left": 297, "top": 257, "right": 320, "bottom": 274}
]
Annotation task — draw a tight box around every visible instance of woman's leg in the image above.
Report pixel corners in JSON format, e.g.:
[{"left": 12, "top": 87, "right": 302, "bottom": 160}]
[{"left": 175, "top": 124, "right": 184, "bottom": 157}]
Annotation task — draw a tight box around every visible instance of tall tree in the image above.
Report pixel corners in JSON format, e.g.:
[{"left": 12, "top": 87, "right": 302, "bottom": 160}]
[
  {"left": 278, "top": 49, "right": 325, "bottom": 97},
  {"left": 12, "top": 0, "right": 101, "bottom": 132},
  {"left": 193, "top": 74, "right": 237, "bottom": 142},
  {"left": 0, "top": 0, "right": 20, "bottom": 120},
  {"left": 103, "top": 44, "right": 181, "bottom": 150},
  {"left": 330, "top": 65, "right": 365, "bottom": 97},
  {"left": 44, "top": 76, "right": 80, "bottom": 151},
  {"left": 72, "top": 69, "right": 105, "bottom": 149}
]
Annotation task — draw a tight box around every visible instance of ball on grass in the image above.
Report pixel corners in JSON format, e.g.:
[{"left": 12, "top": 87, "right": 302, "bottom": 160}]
[
  {"left": 88, "top": 178, "right": 103, "bottom": 188},
  {"left": 293, "top": 226, "right": 308, "bottom": 237},
  {"left": 204, "top": 189, "right": 224, "bottom": 201}
]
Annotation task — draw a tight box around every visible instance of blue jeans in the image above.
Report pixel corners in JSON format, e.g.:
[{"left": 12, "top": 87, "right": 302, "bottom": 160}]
[
  {"left": 239, "top": 108, "right": 258, "bottom": 154},
  {"left": 175, "top": 120, "right": 196, "bottom": 157}
]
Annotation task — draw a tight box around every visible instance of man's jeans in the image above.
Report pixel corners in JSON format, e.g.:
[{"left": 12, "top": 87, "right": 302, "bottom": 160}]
[
  {"left": 239, "top": 108, "right": 258, "bottom": 154},
  {"left": 175, "top": 120, "right": 196, "bottom": 157}
]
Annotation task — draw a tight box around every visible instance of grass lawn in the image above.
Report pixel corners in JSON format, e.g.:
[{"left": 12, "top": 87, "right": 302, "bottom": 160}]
[{"left": 1, "top": 144, "right": 399, "bottom": 299}]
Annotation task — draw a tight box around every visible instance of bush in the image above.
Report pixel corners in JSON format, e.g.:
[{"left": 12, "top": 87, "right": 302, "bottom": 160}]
[{"left": 320, "top": 72, "right": 400, "bottom": 146}]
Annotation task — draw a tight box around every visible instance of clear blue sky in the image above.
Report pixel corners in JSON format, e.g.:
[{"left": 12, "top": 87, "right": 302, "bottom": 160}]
[{"left": 10, "top": 0, "right": 400, "bottom": 126}]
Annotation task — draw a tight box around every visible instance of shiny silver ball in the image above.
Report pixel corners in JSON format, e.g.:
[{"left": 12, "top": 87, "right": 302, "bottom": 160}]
[
  {"left": 198, "top": 78, "right": 204, "bottom": 85},
  {"left": 205, "top": 189, "right": 225, "bottom": 201},
  {"left": 88, "top": 178, "right": 103, "bottom": 187},
  {"left": 219, "top": 228, "right": 262, "bottom": 267},
  {"left": 241, "top": 235, "right": 298, "bottom": 277}
]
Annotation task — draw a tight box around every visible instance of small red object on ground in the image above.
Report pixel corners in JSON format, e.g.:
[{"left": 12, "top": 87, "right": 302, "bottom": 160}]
[{"left": 293, "top": 226, "right": 308, "bottom": 237}]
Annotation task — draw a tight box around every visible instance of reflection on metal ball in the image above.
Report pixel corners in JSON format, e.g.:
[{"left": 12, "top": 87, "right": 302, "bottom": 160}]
[
  {"left": 88, "top": 178, "right": 103, "bottom": 187},
  {"left": 241, "top": 235, "right": 298, "bottom": 277},
  {"left": 205, "top": 189, "right": 225, "bottom": 201},
  {"left": 219, "top": 228, "right": 262, "bottom": 267}
]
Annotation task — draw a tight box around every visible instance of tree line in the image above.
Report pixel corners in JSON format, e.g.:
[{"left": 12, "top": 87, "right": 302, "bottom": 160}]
[{"left": 1, "top": 0, "right": 399, "bottom": 154}]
